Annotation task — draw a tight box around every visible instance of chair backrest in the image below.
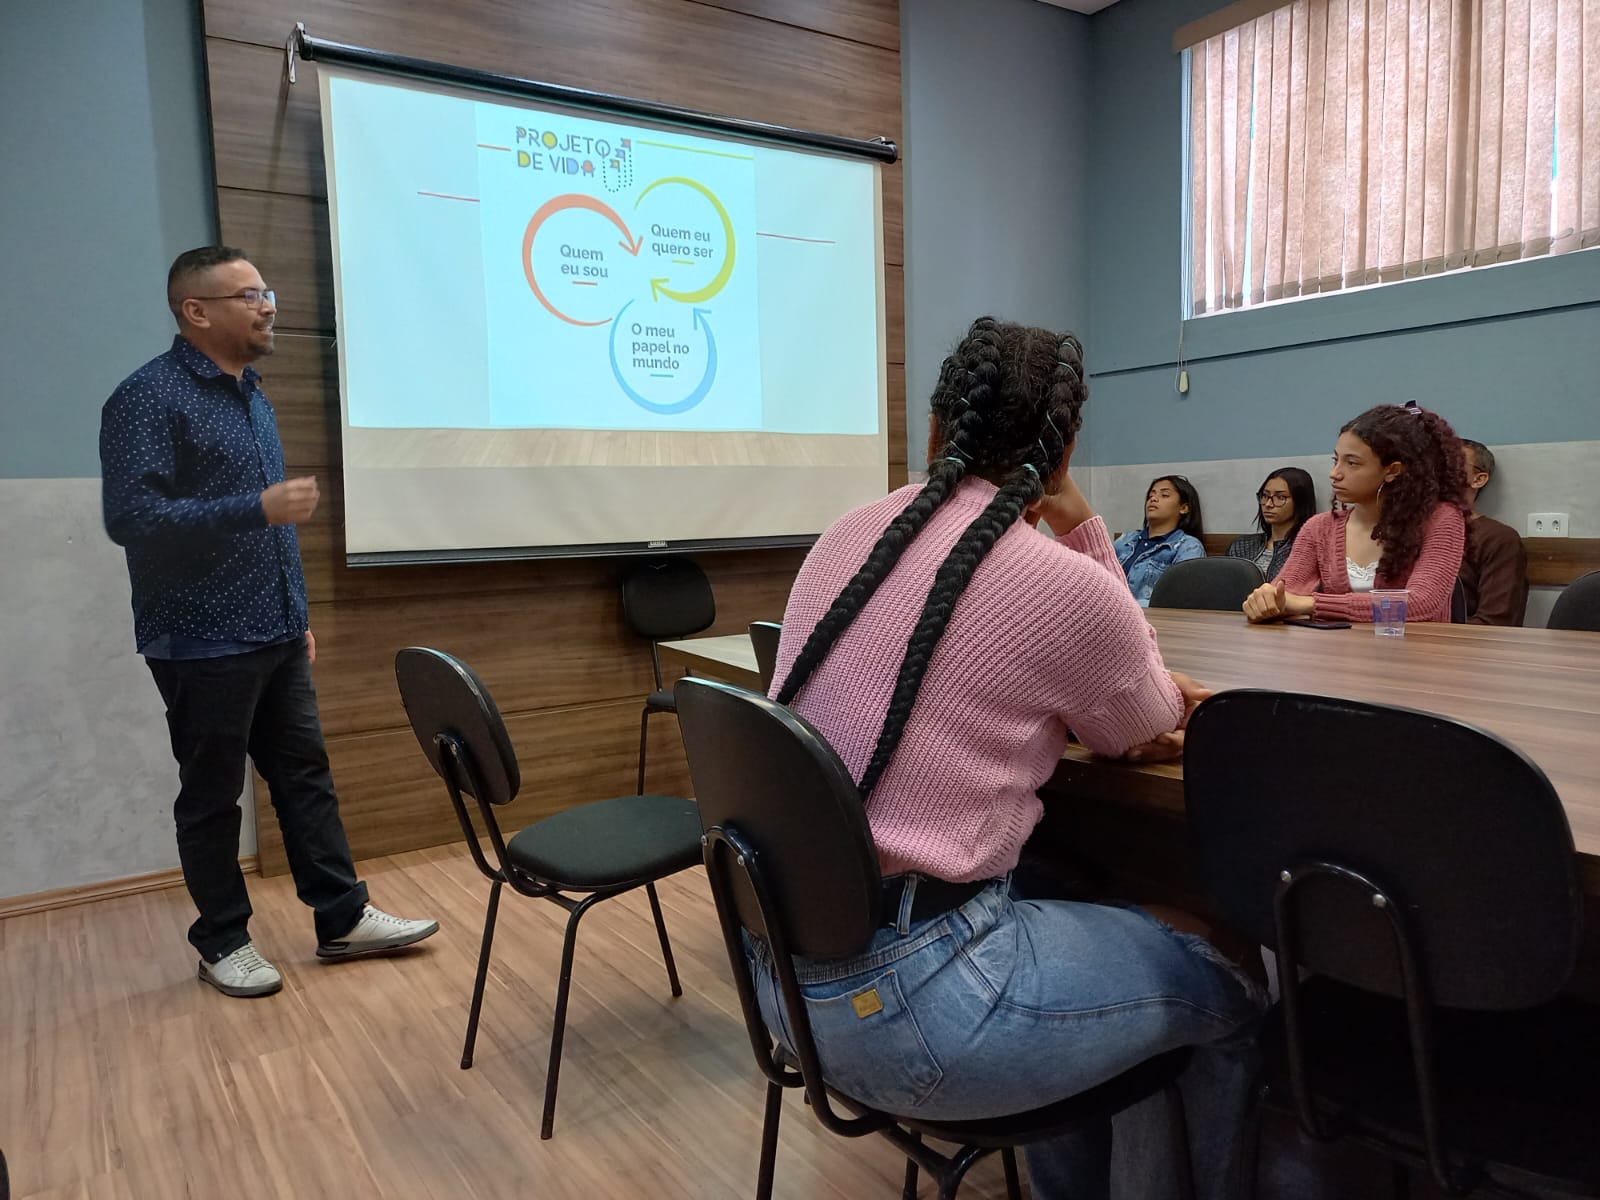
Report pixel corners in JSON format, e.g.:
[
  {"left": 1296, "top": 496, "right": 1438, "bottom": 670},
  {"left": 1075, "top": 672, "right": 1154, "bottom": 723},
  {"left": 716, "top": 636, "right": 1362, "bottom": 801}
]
[
  {"left": 674, "top": 678, "right": 881, "bottom": 959},
  {"left": 621, "top": 558, "right": 716, "bottom": 641},
  {"left": 1148, "top": 556, "right": 1265, "bottom": 611},
  {"left": 1449, "top": 576, "right": 1467, "bottom": 623},
  {"left": 1548, "top": 570, "right": 1600, "bottom": 632},
  {"left": 395, "top": 647, "right": 521, "bottom": 806},
  {"left": 675, "top": 676, "right": 888, "bottom": 1137},
  {"left": 748, "top": 620, "right": 782, "bottom": 692},
  {"left": 1185, "top": 690, "right": 1580, "bottom": 1011}
]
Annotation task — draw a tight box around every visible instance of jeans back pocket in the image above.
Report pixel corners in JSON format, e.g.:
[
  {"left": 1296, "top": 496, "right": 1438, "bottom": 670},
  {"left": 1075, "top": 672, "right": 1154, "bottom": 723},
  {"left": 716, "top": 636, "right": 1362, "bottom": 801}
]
[{"left": 802, "top": 967, "right": 944, "bottom": 1112}]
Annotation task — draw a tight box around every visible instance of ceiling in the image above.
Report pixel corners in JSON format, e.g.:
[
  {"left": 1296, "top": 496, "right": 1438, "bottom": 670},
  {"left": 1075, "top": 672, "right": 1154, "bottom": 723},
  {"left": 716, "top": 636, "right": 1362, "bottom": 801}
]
[{"left": 1033, "top": 0, "right": 1124, "bottom": 16}]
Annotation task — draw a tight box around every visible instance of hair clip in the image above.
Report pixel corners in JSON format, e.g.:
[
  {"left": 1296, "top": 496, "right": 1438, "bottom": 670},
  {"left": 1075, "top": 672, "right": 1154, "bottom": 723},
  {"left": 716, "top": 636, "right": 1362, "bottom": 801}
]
[
  {"left": 1020, "top": 462, "right": 1042, "bottom": 479},
  {"left": 1043, "top": 413, "right": 1062, "bottom": 447},
  {"left": 942, "top": 445, "right": 970, "bottom": 463},
  {"left": 1402, "top": 399, "right": 1424, "bottom": 416}
]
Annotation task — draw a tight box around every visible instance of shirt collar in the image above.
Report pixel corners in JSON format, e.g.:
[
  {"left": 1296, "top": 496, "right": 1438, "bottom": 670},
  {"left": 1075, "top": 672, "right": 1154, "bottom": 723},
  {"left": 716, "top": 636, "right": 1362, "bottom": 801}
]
[
  {"left": 170, "top": 334, "right": 261, "bottom": 387},
  {"left": 1137, "top": 525, "right": 1186, "bottom": 544}
]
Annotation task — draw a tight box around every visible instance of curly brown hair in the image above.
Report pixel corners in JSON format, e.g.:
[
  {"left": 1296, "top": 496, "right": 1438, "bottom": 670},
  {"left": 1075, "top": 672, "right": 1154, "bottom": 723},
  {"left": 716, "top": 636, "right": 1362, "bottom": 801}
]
[{"left": 1341, "top": 404, "right": 1470, "bottom": 580}]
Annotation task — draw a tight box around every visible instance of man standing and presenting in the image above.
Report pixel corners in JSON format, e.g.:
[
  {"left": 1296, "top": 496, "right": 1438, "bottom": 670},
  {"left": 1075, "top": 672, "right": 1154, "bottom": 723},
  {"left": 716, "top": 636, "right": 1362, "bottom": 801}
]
[
  {"left": 1459, "top": 439, "right": 1529, "bottom": 626},
  {"left": 100, "top": 246, "right": 437, "bottom": 998}
]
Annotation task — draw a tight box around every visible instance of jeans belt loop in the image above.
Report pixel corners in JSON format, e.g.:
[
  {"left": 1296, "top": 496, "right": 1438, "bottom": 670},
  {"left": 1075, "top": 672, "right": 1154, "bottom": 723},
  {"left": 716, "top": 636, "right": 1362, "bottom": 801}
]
[{"left": 896, "top": 873, "right": 919, "bottom": 935}]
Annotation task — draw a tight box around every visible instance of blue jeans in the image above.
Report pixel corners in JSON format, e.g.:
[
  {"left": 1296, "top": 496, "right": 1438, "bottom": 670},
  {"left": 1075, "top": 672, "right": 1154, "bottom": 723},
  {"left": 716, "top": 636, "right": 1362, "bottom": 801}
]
[{"left": 747, "top": 876, "right": 1263, "bottom": 1200}]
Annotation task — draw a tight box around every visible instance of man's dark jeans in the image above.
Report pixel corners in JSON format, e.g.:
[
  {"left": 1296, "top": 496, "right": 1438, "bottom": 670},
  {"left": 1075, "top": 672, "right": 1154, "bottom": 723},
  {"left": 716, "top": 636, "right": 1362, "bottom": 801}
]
[{"left": 147, "top": 637, "right": 368, "bottom": 961}]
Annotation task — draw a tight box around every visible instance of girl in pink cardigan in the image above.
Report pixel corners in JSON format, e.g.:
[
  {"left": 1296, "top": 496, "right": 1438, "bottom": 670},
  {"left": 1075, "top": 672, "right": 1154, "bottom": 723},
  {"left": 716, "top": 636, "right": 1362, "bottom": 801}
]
[
  {"left": 1244, "top": 403, "right": 1469, "bottom": 624},
  {"left": 758, "top": 318, "right": 1262, "bottom": 1200}
]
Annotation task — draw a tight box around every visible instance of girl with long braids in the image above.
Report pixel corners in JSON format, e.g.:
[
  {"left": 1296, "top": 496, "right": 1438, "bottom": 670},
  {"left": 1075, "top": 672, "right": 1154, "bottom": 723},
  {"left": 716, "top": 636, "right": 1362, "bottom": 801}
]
[
  {"left": 755, "top": 318, "right": 1263, "bottom": 1199},
  {"left": 1243, "top": 403, "right": 1468, "bottom": 623}
]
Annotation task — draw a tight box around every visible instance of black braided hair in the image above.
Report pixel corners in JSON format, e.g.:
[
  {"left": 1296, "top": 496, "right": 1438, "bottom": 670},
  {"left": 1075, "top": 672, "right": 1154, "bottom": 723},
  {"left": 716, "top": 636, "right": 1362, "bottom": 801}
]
[{"left": 777, "top": 318, "right": 1090, "bottom": 801}]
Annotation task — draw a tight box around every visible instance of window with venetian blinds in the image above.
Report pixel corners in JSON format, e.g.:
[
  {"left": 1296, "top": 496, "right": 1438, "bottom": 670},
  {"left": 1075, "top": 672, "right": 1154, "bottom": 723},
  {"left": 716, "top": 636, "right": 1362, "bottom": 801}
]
[{"left": 1183, "top": 0, "right": 1600, "bottom": 315}]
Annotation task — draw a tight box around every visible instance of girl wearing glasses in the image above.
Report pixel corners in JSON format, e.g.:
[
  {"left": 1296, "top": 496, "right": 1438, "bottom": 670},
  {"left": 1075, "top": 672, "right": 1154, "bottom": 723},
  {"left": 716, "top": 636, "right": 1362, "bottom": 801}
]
[{"left": 1226, "top": 467, "right": 1317, "bottom": 581}]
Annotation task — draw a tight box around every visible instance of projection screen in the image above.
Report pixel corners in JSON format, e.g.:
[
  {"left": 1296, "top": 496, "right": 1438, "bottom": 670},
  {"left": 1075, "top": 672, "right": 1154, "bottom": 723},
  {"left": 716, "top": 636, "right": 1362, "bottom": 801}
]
[{"left": 315, "top": 66, "right": 890, "bottom": 563}]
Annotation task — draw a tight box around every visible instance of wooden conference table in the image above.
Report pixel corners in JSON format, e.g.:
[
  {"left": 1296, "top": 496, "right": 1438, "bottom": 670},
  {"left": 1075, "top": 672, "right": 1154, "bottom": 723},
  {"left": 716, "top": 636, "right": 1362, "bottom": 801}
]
[{"left": 659, "top": 610, "right": 1600, "bottom": 895}]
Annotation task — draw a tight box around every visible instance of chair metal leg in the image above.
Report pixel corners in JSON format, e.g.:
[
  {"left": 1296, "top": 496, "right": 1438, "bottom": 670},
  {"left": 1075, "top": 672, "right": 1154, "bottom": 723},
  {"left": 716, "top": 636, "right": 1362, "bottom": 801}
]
[
  {"left": 636, "top": 707, "right": 652, "bottom": 796},
  {"left": 645, "top": 882, "right": 684, "bottom": 998},
  {"left": 541, "top": 893, "right": 601, "bottom": 1140},
  {"left": 1165, "top": 1082, "right": 1198, "bottom": 1200},
  {"left": 756, "top": 1079, "right": 784, "bottom": 1200},
  {"left": 460, "top": 878, "right": 502, "bottom": 1070},
  {"left": 1001, "top": 1147, "right": 1022, "bottom": 1200},
  {"left": 902, "top": 1133, "right": 921, "bottom": 1200}
]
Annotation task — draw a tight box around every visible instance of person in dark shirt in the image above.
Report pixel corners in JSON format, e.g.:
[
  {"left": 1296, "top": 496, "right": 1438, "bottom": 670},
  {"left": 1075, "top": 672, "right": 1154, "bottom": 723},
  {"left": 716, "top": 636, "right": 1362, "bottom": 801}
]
[
  {"left": 1226, "top": 466, "right": 1317, "bottom": 581},
  {"left": 1459, "top": 440, "right": 1528, "bottom": 626},
  {"left": 100, "top": 246, "right": 437, "bottom": 998}
]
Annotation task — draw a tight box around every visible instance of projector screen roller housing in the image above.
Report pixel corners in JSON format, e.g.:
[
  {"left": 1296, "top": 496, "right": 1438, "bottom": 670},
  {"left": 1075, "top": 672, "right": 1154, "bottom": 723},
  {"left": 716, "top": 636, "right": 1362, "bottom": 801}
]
[{"left": 316, "top": 68, "right": 890, "bottom": 561}]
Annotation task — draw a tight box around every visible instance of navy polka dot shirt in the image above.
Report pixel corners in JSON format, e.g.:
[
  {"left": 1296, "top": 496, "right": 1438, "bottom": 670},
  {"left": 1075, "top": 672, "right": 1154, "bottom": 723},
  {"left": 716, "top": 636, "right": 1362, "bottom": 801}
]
[{"left": 100, "top": 335, "right": 309, "bottom": 655}]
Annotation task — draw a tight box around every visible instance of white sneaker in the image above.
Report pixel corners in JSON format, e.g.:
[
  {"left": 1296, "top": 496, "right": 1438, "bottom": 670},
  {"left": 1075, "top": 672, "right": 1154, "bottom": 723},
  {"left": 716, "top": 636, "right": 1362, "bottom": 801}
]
[
  {"left": 199, "top": 942, "right": 283, "bottom": 998},
  {"left": 316, "top": 904, "right": 439, "bottom": 960}
]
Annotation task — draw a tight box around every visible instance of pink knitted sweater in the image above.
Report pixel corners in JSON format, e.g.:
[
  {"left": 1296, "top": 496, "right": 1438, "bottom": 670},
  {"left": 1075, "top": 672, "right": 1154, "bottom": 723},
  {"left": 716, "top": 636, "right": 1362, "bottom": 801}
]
[
  {"left": 773, "top": 478, "right": 1184, "bottom": 882},
  {"left": 1277, "top": 504, "right": 1466, "bottom": 623}
]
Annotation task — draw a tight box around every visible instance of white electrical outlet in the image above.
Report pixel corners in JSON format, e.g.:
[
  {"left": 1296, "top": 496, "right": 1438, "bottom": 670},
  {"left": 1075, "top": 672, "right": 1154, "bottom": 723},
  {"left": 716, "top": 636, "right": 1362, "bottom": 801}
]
[{"left": 1527, "top": 513, "right": 1570, "bottom": 537}]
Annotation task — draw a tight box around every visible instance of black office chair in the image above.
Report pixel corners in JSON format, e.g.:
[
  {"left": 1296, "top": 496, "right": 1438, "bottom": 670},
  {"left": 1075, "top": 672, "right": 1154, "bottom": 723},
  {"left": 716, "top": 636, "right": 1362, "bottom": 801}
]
[
  {"left": 1185, "top": 690, "right": 1596, "bottom": 1198},
  {"left": 674, "top": 677, "right": 1197, "bottom": 1200},
  {"left": 395, "top": 647, "right": 703, "bottom": 1139},
  {"left": 622, "top": 558, "right": 716, "bottom": 794},
  {"left": 1450, "top": 577, "right": 1468, "bottom": 623},
  {"left": 1148, "top": 557, "right": 1265, "bottom": 611},
  {"left": 747, "top": 620, "right": 782, "bottom": 692},
  {"left": 1549, "top": 570, "right": 1600, "bottom": 632}
]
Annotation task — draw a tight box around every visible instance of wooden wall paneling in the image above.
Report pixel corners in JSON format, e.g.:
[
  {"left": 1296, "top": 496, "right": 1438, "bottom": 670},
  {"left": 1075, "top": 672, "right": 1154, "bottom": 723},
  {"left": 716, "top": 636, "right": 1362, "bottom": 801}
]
[
  {"left": 206, "top": 40, "right": 326, "bottom": 198},
  {"left": 885, "top": 264, "right": 905, "bottom": 365},
  {"left": 1527, "top": 538, "right": 1600, "bottom": 588},
  {"left": 256, "top": 698, "right": 698, "bottom": 873},
  {"left": 302, "top": 548, "right": 803, "bottom": 741},
  {"left": 205, "top": 0, "right": 901, "bottom": 136},
  {"left": 207, "top": 0, "right": 898, "bottom": 871},
  {"left": 207, "top": 29, "right": 902, "bottom": 266},
  {"left": 888, "top": 362, "right": 908, "bottom": 472},
  {"left": 216, "top": 188, "right": 332, "bottom": 332},
  {"left": 682, "top": 0, "right": 901, "bottom": 49},
  {"left": 262, "top": 333, "right": 340, "bottom": 468}
]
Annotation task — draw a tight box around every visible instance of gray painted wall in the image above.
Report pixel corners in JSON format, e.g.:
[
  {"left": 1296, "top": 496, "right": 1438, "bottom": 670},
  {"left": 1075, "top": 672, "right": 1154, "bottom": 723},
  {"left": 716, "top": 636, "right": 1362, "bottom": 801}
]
[
  {"left": 1, "top": 0, "right": 226, "bottom": 900},
  {"left": 1083, "top": 0, "right": 1600, "bottom": 471},
  {"left": 902, "top": 0, "right": 1093, "bottom": 470}
]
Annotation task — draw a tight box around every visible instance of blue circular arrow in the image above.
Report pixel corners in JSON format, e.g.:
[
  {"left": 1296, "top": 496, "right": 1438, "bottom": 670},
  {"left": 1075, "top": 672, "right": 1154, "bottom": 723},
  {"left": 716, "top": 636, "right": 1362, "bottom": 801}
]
[{"left": 608, "top": 299, "right": 718, "bottom": 416}]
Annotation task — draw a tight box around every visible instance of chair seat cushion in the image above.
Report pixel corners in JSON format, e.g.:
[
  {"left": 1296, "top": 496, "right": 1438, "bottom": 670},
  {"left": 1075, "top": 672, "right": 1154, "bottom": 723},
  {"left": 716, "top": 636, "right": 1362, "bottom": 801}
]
[
  {"left": 506, "top": 794, "right": 702, "bottom": 889},
  {"left": 646, "top": 689, "right": 677, "bottom": 712},
  {"left": 1261, "top": 977, "right": 1600, "bottom": 1190}
]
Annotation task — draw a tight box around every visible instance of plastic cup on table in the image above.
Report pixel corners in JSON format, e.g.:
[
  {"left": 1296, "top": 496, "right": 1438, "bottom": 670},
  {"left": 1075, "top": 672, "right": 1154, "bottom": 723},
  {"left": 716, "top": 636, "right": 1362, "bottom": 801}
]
[{"left": 1370, "top": 589, "right": 1410, "bottom": 636}]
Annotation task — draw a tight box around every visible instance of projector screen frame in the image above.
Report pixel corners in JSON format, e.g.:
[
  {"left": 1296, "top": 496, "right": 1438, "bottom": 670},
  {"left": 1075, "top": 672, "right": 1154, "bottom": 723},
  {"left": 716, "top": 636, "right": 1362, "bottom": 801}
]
[
  {"left": 290, "top": 24, "right": 900, "bottom": 165},
  {"left": 347, "top": 533, "right": 818, "bottom": 569},
  {"left": 305, "top": 28, "right": 896, "bottom": 565}
]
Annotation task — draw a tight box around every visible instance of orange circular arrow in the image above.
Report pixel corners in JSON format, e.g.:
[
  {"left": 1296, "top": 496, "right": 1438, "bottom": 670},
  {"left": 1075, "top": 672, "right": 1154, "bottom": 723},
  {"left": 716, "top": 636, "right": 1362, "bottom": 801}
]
[{"left": 522, "top": 194, "right": 640, "bottom": 326}]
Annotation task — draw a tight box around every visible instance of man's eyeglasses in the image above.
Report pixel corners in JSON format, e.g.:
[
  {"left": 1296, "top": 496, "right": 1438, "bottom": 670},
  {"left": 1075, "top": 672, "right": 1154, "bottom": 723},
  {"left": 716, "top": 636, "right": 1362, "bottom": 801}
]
[
  {"left": 1257, "top": 491, "right": 1292, "bottom": 504},
  {"left": 189, "top": 288, "right": 276, "bottom": 309}
]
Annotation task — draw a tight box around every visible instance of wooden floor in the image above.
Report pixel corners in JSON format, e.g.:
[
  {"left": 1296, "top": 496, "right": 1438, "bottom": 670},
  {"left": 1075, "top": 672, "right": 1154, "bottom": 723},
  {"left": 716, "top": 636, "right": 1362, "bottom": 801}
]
[{"left": 0, "top": 849, "right": 1455, "bottom": 1200}]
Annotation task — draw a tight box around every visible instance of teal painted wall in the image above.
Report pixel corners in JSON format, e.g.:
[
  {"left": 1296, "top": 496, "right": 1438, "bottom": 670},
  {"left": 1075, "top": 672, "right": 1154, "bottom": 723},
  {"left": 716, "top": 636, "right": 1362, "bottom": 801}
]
[
  {"left": 903, "top": 0, "right": 1093, "bottom": 469},
  {"left": 1083, "top": 0, "right": 1600, "bottom": 466},
  {"left": 0, "top": 0, "right": 216, "bottom": 480}
]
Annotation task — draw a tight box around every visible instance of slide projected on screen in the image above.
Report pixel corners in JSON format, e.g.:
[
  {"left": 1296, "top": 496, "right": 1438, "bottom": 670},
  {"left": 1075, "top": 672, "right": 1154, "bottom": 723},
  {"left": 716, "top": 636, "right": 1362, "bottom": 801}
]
[{"left": 318, "top": 67, "right": 888, "bottom": 559}]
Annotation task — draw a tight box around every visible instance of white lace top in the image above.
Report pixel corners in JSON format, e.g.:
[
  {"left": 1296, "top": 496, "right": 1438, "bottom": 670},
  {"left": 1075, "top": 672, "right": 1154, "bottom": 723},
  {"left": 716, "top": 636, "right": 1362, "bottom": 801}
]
[{"left": 1347, "top": 558, "right": 1378, "bottom": 592}]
